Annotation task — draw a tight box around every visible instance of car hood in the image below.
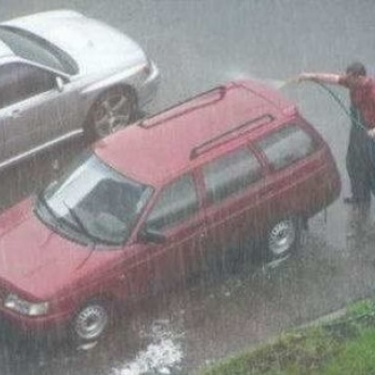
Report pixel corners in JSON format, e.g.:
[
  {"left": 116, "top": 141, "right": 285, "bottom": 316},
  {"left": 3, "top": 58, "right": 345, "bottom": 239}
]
[
  {"left": 4, "top": 10, "right": 147, "bottom": 75},
  {"left": 0, "top": 199, "right": 103, "bottom": 299}
]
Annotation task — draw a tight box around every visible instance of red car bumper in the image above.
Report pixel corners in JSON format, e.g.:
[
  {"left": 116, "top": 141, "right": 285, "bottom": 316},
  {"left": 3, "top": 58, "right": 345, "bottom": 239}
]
[{"left": 0, "top": 306, "right": 72, "bottom": 336}]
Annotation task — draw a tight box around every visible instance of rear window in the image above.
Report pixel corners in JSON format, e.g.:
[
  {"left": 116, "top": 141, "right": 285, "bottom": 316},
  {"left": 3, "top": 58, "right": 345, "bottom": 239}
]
[{"left": 256, "top": 124, "right": 318, "bottom": 171}]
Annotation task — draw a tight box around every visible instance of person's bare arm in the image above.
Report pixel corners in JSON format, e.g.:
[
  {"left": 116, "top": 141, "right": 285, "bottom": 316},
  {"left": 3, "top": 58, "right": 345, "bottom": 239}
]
[{"left": 298, "top": 72, "right": 342, "bottom": 84}]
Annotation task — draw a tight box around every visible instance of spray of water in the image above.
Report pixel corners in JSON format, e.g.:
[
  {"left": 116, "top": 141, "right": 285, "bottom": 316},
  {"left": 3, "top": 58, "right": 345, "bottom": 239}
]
[{"left": 219, "top": 68, "right": 290, "bottom": 90}]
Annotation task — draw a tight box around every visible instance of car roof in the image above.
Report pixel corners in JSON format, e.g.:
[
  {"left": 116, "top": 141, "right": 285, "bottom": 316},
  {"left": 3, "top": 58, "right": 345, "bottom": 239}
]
[{"left": 95, "top": 80, "right": 297, "bottom": 187}]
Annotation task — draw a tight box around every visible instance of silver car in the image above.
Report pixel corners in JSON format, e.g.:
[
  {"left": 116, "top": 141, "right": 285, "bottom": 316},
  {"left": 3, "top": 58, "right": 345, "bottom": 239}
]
[{"left": 0, "top": 10, "right": 160, "bottom": 170}]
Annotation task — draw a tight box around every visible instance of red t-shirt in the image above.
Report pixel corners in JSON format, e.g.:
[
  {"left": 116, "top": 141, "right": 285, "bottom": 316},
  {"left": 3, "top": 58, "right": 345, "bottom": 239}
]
[{"left": 339, "top": 76, "right": 375, "bottom": 129}]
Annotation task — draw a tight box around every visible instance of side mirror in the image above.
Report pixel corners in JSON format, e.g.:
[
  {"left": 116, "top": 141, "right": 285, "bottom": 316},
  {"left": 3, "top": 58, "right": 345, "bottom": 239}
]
[
  {"left": 56, "top": 76, "right": 65, "bottom": 92},
  {"left": 137, "top": 227, "right": 166, "bottom": 244}
]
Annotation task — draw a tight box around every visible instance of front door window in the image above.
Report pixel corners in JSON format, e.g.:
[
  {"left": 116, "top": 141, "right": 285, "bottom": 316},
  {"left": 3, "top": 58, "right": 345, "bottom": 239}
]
[{"left": 146, "top": 174, "right": 199, "bottom": 231}]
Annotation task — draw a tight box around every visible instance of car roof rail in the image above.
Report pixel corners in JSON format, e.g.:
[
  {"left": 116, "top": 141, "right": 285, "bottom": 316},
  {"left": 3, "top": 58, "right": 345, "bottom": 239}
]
[
  {"left": 190, "top": 114, "right": 274, "bottom": 160},
  {"left": 138, "top": 85, "right": 227, "bottom": 129}
]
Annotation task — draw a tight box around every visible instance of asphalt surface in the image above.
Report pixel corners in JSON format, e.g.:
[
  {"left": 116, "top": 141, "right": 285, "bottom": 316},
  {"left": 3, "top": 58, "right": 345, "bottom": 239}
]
[{"left": 1, "top": 1, "right": 375, "bottom": 374}]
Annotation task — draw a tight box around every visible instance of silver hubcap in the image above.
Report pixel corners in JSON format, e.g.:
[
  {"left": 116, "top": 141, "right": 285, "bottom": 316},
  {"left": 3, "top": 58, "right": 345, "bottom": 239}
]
[
  {"left": 74, "top": 304, "right": 108, "bottom": 341},
  {"left": 268, "top": 219, "right": 296, "bottom": 256},
  {"left": 93, "top": 90, "right": 132, "bottom": 138}
]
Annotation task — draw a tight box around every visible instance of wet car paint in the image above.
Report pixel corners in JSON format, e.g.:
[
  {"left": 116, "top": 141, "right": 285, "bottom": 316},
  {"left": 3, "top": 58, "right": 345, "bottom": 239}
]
[{"left": 0, "top": 1, "right": 375, "bottom": 375}]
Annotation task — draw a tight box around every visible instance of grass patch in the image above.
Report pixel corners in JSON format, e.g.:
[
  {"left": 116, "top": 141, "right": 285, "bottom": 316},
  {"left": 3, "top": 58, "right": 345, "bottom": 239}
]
[{"left": 200, "top": 299, "right": 375, "bottom": 375}]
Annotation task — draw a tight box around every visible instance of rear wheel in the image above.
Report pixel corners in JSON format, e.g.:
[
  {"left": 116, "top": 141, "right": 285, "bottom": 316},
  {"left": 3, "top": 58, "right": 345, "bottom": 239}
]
[{"left": 261, "top": 217, "right": 301, "bottom": 264}]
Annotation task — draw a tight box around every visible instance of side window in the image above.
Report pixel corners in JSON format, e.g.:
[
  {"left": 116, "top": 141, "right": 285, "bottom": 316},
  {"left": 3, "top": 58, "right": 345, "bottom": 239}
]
[
  {"left": 0, "top": 63, "right": 56, "bottom": 109},
  {"left": 256, "top": 124, "right": 317, "bottom": 171},
  {"left": 203, "top": 148, "right": 262, "bottom": 205},
  {"left": 146, "top": 174, "right": 199, "bottom": 231}
]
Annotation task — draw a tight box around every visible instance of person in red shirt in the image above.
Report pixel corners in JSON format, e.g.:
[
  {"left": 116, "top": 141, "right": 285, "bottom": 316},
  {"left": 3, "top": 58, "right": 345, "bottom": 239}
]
[{"left": 298, "top": 62, "right": 375, "bottom": 205}]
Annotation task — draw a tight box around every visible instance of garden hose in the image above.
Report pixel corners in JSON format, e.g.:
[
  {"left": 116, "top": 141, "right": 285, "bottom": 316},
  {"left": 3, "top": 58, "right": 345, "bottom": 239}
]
[
  {"left": 277, "top": 79, "right": 369, "bottom": 133},
  {"left": 312, "top": 81, "right": 369, "bottom": 133},
  {"left": 274, "top": 78, "right": 372, "bottom": 135}
]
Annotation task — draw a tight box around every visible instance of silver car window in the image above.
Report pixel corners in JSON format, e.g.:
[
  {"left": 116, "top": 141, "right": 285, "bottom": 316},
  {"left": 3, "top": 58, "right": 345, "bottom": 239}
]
[
  {"left": 0, "top": 26, "right": 78, "bottom": 75},
  {"left": 0, "top": 62, "right": 56, "bottom": 109}
]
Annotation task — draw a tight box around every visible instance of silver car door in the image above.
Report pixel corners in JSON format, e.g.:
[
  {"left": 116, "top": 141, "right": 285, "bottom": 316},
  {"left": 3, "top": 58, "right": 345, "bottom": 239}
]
[
  {"left": 0, "top": 110, "right": 6, "bottom": 161},
  {"left": 0, "top": 62, "right": 79, "bottom": 161}
]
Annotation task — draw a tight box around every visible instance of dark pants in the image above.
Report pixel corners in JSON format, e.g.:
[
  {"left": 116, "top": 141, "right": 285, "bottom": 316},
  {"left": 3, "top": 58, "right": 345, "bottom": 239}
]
[
  {"left": 346, "top": 107, "right": 374, "bottom": 202},
  {"left": 367, "top": 132, "right": 375, "bottom": 194}
]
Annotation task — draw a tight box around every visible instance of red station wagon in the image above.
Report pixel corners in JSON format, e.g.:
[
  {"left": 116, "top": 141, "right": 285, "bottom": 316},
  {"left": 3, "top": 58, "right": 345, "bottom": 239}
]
[{"left": 0, "top": 80, "right": 340, "bottom": 342}]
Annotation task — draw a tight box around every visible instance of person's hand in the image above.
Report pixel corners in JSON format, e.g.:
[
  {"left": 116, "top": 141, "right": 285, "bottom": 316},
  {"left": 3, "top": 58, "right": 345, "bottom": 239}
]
[{"left": 368, "top": 128, "right": 375, "bottom": 138}]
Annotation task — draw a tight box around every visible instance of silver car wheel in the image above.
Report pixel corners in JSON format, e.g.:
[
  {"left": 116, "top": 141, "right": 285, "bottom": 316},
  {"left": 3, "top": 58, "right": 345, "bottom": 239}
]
[
  {"left": 74, "top": 302, "right": 109, "bottom": 341},
  {"left": 268, "top": 218, "right": 296, "bottom": 257},
  {"left": 93, "top": 88, "right": 134, "bottom": 138}
]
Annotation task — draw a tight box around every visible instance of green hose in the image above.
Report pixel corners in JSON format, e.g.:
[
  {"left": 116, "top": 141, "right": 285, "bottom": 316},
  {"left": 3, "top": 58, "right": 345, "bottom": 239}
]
[{"left": 312, "top": 80, "right": 369, "bottom": 133}]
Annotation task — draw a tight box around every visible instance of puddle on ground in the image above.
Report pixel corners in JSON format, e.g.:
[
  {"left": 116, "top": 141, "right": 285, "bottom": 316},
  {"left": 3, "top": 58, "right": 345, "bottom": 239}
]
[{"left": 111, "top": 320, "right": 184, "bottom": 375}]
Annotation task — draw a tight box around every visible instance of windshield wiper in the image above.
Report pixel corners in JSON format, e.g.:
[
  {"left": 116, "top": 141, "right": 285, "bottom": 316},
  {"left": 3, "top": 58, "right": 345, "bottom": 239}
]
[
  {"left": 63, "top": 202, "right": 98, "bottom": 246},
  {"left": 37, "top": 191, "right": 62, "bottom": 226}
]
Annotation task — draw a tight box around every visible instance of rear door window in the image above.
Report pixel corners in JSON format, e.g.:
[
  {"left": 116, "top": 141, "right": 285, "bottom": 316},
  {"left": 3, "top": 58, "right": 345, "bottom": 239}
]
[
  {"left": 256, "top": 124, "right": 317, "bottom": 171},
  {"left": 202, "top": 147, "right": 262, "bottom": 205}
]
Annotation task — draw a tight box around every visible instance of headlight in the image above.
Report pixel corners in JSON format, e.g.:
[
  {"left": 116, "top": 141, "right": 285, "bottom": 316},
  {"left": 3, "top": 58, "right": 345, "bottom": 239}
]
[
  {"left": 141, "top": 60, "right": 151, "bottom": 76},
  {"left": 4, "top": 294, "right": 49, "bottom": 316}
]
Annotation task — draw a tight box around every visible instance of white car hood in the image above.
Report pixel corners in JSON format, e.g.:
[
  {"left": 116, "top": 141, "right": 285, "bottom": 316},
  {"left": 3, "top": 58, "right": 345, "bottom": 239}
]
[{"left": 4, "top": 10, "right": 147, "bottom": 75}]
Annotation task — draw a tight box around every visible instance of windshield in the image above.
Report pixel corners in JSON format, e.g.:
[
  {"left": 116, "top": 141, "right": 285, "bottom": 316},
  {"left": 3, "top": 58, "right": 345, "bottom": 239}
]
[
  {"left": 0, "top": 26, "right": 78, "bottom": 75},
  {"left": 36, "top": 152, "right": 153, "bottom": 246}
]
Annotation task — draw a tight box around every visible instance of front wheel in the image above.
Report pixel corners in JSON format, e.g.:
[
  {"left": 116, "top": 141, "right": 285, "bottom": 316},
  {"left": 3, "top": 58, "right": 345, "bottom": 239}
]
[
  {"left": 85, "top": 87, "right": 137, "bottom": 141},
  {"left": 72, "top": 300, "right": 110, "bottom": 342}
]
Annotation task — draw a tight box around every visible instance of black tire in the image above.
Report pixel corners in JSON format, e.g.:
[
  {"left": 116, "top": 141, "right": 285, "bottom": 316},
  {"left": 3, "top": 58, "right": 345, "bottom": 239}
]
[
  {"left": 258, "top": 217, "right": 301, "bottom": 264},
  {"left": 71, "top": 300, "right": 111, "bottom": 343},
  {"left": 84, "top": 86, "right": 137, "bottom": 142}
]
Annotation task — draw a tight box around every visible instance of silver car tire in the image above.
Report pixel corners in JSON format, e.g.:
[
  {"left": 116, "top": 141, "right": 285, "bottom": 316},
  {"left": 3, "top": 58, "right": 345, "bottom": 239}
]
[
  {"left": 87, "top": 87, "right": 137, "bottom": 141},
  {"left": 266, "top": 217, "right": 301, "bottom": 261},
  {"left": 72, "top": 300, "right": 110, "bottom": 342}
]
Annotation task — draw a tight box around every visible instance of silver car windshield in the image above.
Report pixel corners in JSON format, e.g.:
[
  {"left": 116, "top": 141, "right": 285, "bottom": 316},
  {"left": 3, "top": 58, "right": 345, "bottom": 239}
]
[
  {"left": 0, "top": 26, "right": 78, "bottom": 75},
  {"left": 38, "top": 153, "right": 153, "bottom": 246}
]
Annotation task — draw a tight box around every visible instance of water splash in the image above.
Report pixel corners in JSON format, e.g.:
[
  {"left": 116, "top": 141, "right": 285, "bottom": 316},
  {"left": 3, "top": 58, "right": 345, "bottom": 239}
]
[
  {"left": 219, "top": 68, "right": 289, "bottom": 90},
  {"left": 262, "top": 79, "right": 290, "bottom": 90},
  {"left": 220, "top": 68, "right": 254, "bottom": 82},
  {"left": 111, "top": 320, "right": 184, "bottom": 375}
]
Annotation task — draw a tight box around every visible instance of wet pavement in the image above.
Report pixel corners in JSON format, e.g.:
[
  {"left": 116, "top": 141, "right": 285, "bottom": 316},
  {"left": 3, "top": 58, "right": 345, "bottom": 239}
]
[{"left": 0, "top": 1, "right": 375, "bottom": 374}]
